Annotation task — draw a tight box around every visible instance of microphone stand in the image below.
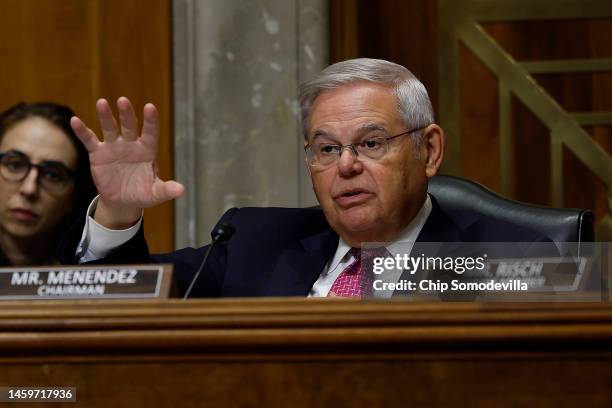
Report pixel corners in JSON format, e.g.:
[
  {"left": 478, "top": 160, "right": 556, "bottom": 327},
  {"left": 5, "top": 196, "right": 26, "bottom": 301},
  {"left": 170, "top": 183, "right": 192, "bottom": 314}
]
[{"left": 182, "top": 222, "right": 234, "bottom": 299}]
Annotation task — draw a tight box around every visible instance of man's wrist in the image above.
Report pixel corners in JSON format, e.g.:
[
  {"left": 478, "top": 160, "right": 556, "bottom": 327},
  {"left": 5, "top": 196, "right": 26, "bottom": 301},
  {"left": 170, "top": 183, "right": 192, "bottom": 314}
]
[
  {"left": 77, "top": 196, "right": 143, "bottom": 262},
  {"left": 93, "top": 197, "right": 142, "bottom": 230}
]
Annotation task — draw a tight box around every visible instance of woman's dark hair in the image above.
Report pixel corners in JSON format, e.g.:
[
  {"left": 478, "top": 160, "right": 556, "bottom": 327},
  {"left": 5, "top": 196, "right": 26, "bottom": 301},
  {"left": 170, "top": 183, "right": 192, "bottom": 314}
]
[{"left": 0, "top": 102, "right": 97, "bottom": 230}]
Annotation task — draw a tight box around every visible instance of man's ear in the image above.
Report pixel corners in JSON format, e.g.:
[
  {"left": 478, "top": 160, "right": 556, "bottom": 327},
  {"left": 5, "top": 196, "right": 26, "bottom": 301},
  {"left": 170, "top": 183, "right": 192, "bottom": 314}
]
[
  {"left": 304, "top": 139, "right": 313, "bottom": 178},
  {"left": 422, "top": 124, "right": 445, "bottom": 179}
]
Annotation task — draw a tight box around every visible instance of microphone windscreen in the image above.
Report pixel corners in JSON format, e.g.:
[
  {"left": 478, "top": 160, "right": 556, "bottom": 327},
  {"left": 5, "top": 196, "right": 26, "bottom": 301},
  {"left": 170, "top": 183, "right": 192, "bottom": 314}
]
[{"left": 210, "top": 221, "right": 235, "bottom": 243}]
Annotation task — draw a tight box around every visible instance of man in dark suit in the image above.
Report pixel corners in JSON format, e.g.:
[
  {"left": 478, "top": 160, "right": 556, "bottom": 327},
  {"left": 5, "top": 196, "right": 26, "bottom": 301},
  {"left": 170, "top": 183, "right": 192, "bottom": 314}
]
[{"left": 62, "top": 58, "right": 545, "bottom": 297}]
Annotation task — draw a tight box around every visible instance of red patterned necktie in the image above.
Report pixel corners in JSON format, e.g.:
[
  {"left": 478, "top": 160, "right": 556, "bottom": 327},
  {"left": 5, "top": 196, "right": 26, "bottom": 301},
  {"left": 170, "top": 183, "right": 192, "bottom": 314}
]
[{"left": 328, "top": 248, "right": 375, "bottom": 297}]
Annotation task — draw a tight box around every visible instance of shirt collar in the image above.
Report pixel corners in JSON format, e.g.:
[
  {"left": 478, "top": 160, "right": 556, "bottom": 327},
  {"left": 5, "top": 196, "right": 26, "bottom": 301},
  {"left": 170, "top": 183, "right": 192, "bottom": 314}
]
[{"left": 327, "top": 194, "right": 433, "bottom": 272}]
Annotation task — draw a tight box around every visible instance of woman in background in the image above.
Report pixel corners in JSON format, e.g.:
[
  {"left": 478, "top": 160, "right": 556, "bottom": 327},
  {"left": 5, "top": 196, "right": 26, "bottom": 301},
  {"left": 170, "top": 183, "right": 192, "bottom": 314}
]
[{"left": 0, "top": 102, "right": 96, "bottom": 265}]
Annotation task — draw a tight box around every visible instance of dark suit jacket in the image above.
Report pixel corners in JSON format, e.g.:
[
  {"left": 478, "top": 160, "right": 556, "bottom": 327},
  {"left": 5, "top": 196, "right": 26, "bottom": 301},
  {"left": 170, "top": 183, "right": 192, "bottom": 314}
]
[
  {"left": 59, "top": 194, "right": 548, "bottom": 297},
  {"left": 0, "top": 249, "right": 11, "bottom": 266}
]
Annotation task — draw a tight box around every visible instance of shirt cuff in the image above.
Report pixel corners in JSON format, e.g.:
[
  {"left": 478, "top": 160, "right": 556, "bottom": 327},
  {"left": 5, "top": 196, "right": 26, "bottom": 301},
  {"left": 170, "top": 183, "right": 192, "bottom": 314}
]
[{"left": 76, "top": 196, "right": 143, "bottom": 263}]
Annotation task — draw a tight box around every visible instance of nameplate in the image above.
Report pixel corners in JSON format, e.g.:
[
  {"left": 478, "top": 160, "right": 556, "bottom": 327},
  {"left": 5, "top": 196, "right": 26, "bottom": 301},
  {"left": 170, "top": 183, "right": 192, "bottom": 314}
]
[{"left": 0, "top": 264, "right": 173, "bottom": 300}]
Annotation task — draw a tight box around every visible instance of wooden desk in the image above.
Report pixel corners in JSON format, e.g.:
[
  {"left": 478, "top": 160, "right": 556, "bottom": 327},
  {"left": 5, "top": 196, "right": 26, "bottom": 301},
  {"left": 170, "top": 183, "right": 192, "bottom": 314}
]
[{"left": 1, "top": 299, "right": 611, "bottom": 407}]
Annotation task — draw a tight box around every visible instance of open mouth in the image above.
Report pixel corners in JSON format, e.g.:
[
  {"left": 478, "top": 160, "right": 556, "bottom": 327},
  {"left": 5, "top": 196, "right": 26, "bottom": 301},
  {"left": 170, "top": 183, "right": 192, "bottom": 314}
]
[
  {"left": 334, "top": 189, "right": 372, "bottom": 207},
  {"left": 343, "top": 190, "right": 363, "bottom": 197}
]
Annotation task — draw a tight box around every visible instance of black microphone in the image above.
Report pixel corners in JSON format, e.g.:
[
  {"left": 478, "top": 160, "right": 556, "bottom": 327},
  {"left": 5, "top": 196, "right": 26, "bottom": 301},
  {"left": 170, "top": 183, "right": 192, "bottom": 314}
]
[{"left": 182, "top": 221, "right": 235, "bottom": 299}]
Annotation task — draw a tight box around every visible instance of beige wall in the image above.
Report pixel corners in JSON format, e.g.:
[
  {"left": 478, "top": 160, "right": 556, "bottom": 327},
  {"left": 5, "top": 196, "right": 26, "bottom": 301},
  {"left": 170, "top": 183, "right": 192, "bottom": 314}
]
[{"left": 173, "top": 0, "right": 328, "bottom": 247}]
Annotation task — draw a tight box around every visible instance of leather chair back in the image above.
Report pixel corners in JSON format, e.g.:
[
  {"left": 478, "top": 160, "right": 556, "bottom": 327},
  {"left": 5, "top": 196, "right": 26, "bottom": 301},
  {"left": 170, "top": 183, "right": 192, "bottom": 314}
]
[{"left": 428, "top": 175, "right": 594, "bottom": 243}]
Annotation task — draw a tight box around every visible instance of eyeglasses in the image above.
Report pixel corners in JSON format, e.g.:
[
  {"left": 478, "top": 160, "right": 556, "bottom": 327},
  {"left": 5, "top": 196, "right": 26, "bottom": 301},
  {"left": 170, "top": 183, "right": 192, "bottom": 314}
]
[
  {"left": 304, "top": 125, "right": 428, "bottom": 168},
  {"left": 0, "top": 150, "right": 75, "bottom": 193}
]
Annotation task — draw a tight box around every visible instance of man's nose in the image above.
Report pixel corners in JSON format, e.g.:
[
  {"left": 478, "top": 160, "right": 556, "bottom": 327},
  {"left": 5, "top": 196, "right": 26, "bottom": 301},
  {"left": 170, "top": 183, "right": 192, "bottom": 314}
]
[
  {"left": 19, "top": 168, "right": 40, "bottom": 197},
  {"left": 337, "top": 146, "right": 364, "bottom": 177}
]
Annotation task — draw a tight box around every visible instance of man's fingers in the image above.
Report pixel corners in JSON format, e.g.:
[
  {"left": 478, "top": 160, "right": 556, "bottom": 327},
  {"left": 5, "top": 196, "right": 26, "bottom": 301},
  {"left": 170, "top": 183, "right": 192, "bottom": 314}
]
[
  {"left": 117, "top": 96, "right": 139, "bottom": 141},
  {"left": 96, "top": 98, "right": 119, "bottom": 142},
  {"left": 164, "top": 180, "right": 185, "bottom": 199},
  {"left": 70, "top": 116, "right": 100, "bottom": 153},
  {"left": 140, "top": 103, "right": 160, "bottom": 152},
  {"left": 151, "top": 180, "right": 185, "bottom": 203}
]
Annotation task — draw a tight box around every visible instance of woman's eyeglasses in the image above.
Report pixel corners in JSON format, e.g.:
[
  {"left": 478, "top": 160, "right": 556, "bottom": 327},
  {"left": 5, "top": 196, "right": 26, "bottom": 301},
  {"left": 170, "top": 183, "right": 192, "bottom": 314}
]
[{"left": 0, "top": 150, "right": 75, "bottom": 193}]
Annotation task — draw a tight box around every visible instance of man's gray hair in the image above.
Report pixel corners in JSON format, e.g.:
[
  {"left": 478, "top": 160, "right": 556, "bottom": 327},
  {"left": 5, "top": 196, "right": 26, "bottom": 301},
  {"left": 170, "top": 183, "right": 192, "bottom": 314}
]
[{"left": 298, "top": 58, "right": 434, "bottom": 141}]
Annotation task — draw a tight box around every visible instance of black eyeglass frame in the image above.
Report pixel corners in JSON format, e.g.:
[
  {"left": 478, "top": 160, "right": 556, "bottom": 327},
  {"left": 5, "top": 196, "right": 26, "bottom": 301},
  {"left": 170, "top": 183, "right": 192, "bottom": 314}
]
[{"left": 0, "top": 150, "right": 76, "bottom": 193}]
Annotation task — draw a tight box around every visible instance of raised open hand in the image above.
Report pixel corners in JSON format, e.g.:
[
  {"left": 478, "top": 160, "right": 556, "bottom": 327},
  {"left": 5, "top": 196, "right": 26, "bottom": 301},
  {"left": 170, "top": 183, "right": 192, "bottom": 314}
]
[{"left": 71, "top": 97, "right": 184, "bottom": 228}]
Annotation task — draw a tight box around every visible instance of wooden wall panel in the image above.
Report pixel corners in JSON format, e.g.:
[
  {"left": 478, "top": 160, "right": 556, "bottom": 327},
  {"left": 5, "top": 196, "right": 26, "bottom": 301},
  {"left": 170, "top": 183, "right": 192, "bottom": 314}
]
[
  {"left": 0, "top": 1, "right": 95, "bottom": 105},
  {"left": 483, "top": 20, "right": 612, "bottom": 219},
  {"left": 511, "top": 98, "right": 551, "bottom": 206},
  {"left": 331, "top": 2, "right": 611, "bottom": 224},
  {"left": 330, "top": 0, "right": 360, "bottom": 61},
  {"left": 458, "top": 43, "right": 501, "bottom": 191},
  {"left": 329, "top": 0, "right": 438, "bottom": 114},
  {"left": 95, "top": 0, "right": 174, "bottom": 253},
  {"left": 0, "top": 0, "right": 174, "bottom": 253},
  {"left": 590, "top": 19, "right": 612, "bottom": 221}
]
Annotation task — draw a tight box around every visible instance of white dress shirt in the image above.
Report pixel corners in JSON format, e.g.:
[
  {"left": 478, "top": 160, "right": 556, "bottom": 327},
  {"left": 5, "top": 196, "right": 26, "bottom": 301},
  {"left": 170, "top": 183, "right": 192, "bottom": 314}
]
[
  {"left": 77, "top": 197, "right": 142, "bottom": 263},
  {"left": 308, "top": 195, "right": 432, "bottom": 297}
]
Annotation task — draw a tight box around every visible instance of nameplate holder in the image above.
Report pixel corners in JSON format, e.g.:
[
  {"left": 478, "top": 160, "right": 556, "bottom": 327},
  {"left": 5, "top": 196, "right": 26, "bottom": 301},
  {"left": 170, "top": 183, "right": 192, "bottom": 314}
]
[{"left": 0, "top": 264, "right": 173, "bottom": 300}]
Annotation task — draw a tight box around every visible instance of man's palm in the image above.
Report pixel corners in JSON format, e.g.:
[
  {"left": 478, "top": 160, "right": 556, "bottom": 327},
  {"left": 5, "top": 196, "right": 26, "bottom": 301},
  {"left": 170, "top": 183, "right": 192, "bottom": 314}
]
[{"left": 71, "top": 97, "right": 184, "bottom": 210}]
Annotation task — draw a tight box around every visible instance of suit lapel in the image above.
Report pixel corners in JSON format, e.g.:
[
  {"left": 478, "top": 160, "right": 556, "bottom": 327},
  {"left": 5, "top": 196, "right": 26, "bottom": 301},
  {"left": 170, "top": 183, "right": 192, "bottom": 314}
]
[
  {"left": 266, "top": 228, "right": 338, "bottom": 296},
  {"left": 416, "top": 195, "right": 462, "bottom": 243},
  {"left": 264, "top": 195, "right": 463, "bottom": 297},
  {"left": 394, "top": 195, "right": 464, "bottom": 296}
]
